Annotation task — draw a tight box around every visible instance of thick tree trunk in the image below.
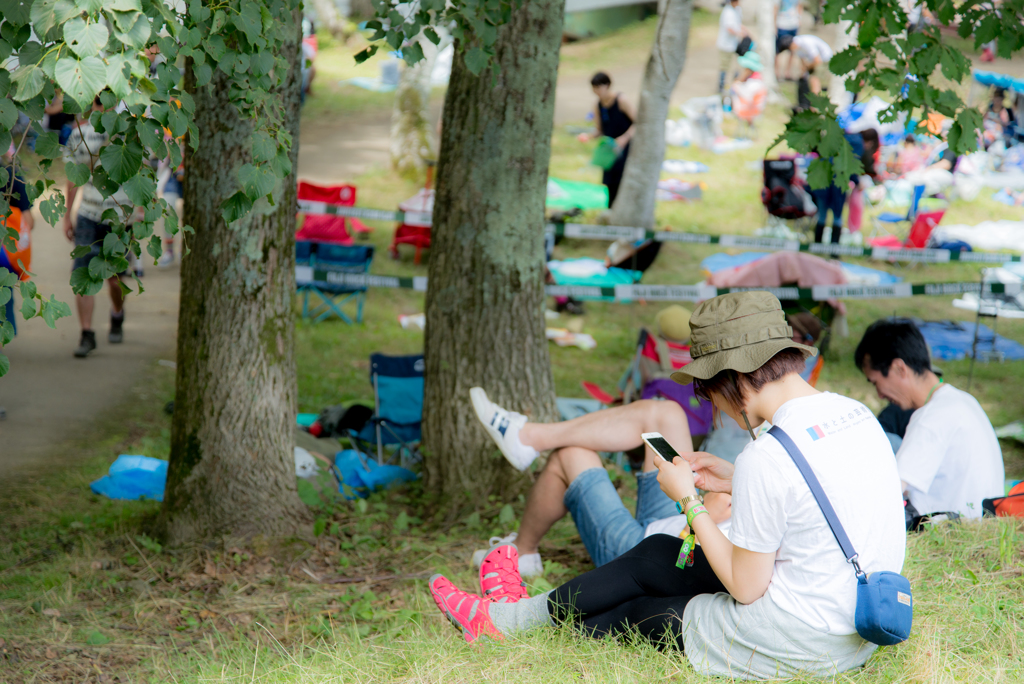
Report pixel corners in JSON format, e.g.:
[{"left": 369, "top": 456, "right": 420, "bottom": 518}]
[
  {"left": 156, "top": 12, "right": 307, "bottom": 543},
  {"left": 607, "top": 0, "right": 692, "bottom": 229},
  {"left": 422, "top": 0, "right": 563, "bottom": 502},
  {"left": 390, "top": 38, "right": 438, "bottom": 181}
]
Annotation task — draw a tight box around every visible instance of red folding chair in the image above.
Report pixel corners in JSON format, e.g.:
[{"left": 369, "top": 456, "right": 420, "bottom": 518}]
[
  {"left": 390, "top": 188, "right": 434, "bottom": 264},
  {"left": 296, "top": 181, "right": 372, "bottom": 246}
]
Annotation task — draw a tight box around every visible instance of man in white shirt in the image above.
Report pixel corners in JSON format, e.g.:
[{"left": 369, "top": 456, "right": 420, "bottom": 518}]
[
  {"left": 778, "top": 33, "right": 833, "bottom": 94},
  {"left": 717, "top": 0, "right": 747, "bottom": 93},
  {"left": 855, "top": 319, "right": 1004, "bottom": 519}
]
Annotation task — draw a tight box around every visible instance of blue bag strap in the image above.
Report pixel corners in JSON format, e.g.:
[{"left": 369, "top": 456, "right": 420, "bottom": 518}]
[{"left": 768, "top": 425, "right": 865, "bottom": 577}]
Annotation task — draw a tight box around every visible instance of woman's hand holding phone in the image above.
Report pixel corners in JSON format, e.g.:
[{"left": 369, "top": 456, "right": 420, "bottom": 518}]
[{"left": 654, "top": 456, "right": 698, "bottom": 502}]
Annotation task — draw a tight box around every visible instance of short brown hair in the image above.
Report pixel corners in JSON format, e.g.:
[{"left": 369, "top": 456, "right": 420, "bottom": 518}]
[{"left": 693, "top": 348, "right": 808, "bottom": 414}]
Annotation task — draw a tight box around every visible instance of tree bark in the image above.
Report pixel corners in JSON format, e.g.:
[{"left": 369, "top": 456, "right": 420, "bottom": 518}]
[
  {"left": 390, "top": 38, "right": 438, "bottom": 182},
  {"left": 606, "top": 0, "right": 693, "bottom": 230},
  {"left": 156, "top": 11, "right": 307, "bottom": 543},
  {"left": 422, "top": 0, "right": 563, "bottom": 503}
]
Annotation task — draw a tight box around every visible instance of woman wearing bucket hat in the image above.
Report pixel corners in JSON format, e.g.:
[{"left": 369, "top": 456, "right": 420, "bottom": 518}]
[{"left": 426, "top": 292, "right": 907, "bottom": 679}]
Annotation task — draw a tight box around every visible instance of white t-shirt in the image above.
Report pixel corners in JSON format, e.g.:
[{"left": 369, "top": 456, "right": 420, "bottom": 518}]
[
  {"left": 64, "top": 120, "right": 130, "bottom": 224},
  {"left": 793, "top": 34, "right": 833, "bottom": 64},
  {"left": 897, "top": 384, "right": 1004, "bottom": 519},
  {"left": 717, "top": 4, "right": 743, "bottom": 52},
  {"left": 729, "top": 392, "right": 906, "bottom": 635},
  {"left": 775, "top": 0, "right": 801, "bottom": 31},
  {"left": 644, "top": 513, "right": 731, "bottom": 540}
]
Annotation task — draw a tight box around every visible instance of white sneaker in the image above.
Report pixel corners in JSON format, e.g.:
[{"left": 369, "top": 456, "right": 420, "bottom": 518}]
[
  {"left": 471, "top": 533, "right": 544, "bottom": 577},
  {"left": 469, "top": 387, "right": 539, "bottom": 472},
  {"left": 157, "top": 250, "right": 175, "bottom": 268}
]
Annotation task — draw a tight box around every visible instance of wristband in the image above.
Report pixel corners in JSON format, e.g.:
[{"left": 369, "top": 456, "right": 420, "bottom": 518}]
[{"left": 686, "top": 504, "right": 709, "bottom": 528}]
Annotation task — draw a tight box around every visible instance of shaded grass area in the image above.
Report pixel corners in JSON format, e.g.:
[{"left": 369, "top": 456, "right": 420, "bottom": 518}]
[{"left": 5, "top": 19, "right": 1024, "bottom": 684}]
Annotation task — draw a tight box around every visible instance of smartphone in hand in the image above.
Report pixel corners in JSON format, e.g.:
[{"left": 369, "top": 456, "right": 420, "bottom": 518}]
[{"left": 641, "top": 432, "right": 682, "bottom": 464}]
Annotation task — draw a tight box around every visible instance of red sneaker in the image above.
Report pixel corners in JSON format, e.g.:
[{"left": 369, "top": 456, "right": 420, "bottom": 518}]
[
  {"left": 479, "top": 544, "right": 529, "bottom": 603},
  {"left": 428, "top": 575, "right": 503, "bottom": 643}
]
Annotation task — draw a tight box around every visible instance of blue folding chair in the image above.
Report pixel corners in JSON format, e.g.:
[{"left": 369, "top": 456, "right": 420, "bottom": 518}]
[
  {"left": 295, "top": 241, "right": 373, "bottom": 324},
  {"left": 871, "top": 184, "right": 925, "bottom": 240},
  {"left": 348, "top": 353, "right": 424, "bottom": 466}
]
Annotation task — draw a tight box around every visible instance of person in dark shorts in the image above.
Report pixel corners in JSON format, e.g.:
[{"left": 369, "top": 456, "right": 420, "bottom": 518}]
[
  {"left": 63, "top": 97, "right": 132, "bottom": 358},
  {"left": 587, "top": 72, "right": 636, "bottom": 206}
]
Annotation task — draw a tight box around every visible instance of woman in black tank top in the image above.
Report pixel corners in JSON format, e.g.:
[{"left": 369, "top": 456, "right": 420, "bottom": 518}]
[{"left": 590, "top": 72, "right": 636, "bottom": 205}]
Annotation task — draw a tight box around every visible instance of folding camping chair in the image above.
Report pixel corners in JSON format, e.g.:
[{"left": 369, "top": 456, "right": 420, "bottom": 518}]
[
  {"left": 391, "top": 188, "right": 433, "bottom": 264},
  {"left": 295, "top": 241, "right": 373, "bottom": 324},
  {"left": 296, "top": 180, "right": 372, "bottom": 245},
  {"left": 871, "top": 184, "right": 925, "bottom": 240},
  {"left": 348, "top": 353, "right": 424, "bottom": 466}
]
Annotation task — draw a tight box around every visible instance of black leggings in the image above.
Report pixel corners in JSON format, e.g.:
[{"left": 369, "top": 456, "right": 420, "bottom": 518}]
[{"left": 547, "top": 534, "right": 726, "bottom": 649}]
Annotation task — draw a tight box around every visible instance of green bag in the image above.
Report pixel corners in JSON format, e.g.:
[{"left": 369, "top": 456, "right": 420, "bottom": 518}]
[{"left": 591, "top": 136, "right": 619, "bottom": 170}]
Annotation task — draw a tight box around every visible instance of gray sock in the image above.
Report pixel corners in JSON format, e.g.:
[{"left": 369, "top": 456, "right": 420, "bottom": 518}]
[{"left": 488, "top": 590, "right": 554, "bottom": 635}]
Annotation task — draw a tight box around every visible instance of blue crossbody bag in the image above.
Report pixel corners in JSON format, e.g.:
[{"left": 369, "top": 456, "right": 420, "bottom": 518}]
[{"left": 769, "top": 426, "right": 913, "bottom": 646}]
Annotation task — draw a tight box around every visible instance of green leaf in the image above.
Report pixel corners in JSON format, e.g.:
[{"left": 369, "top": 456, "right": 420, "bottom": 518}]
[
  {"left": 238, "top": 163, "right": 274, "bottom": 200},
  {"left": 99, "top": 140, "right": 144, "bottom": 183},
  {"left": 110, "top": 10, "right": 151, "bottom": 49},
  {"left": 136, "top": 118, "right": 166, "bottom": 158},
  {"left": 194, "top": 62, "right": 212, "bottom": 87},
  {"left": 70, "top": 245, "right": 91, "bottom": 258},
  {"left": 20, "top": 293, "right": 36, "bottom": 319},
  {"left": 34, "top": 130, "right": 61, "bottom": 158},
  {"left": 70, "top": 265, "right": 103, "bottom": 295},
  {"left": 464, "top": 46, "right": 489, "bottom": 75},
  {"left": 54, "top": 56, "right": 107, "bottom": 109},
  {"left": 74, "top": 0, "right": 105, "bottom": 12},
  {"left": 122, "top": 173, "right": 155, "bottom": 206},
  {"left": 0, "top": 0, "right": 33, "bottom": 26},
  {"left": 203, "top": 34, "right": 226, "bottom": 61},
  {"left": 108, "top": 0, "right": 140, "bottom": 10},
  {"left": 19, "top": 280, "right": 37, "bottom": 300},
  {"left": 39, "top": 192, "right": 65, "bottom": 225},
  {"left": 0, "top": 286, "right": 10, "bottom": 308},
  {"left": 235, "top": 1, "right": 262, "bottom": 44},
  {"left": 166, "top": 103, "right": 187, "bottom": 137},
  {"left": 210, "top": 9, "right": 226, "bottom": 33},
  {"left": 0, "top": 353, "right": 8, "bottom": 378},
  {"left": 0, "top": 71, "right": 10, "bottom": 99},
  {"left": 806, "top": 158, "right": 832, "bottom": 190},
  {"left": 146, "top": 233, "right": 162, "bottom": 259},
  {"left": 220, "top": 191, "right": 252, "bottom": 224},
  {"left": 0, "top": 39, "right": 11, "bottom": 65},
  {"left": 40, "top": 294, "right": 71, "bottom": 328},
  {"left": 64, "top": 18, "right": 109, "bottom": 58},
  {"left": 394, "top": 510, "right": 409, "bottom": 531},
  {"left": 270, "top": 147, "right": 291, "bottom": 178},
  {"left": 106, "top": 54, "right": 132, "bottom": 100},
  {"left": 102, "top": 230, "right": 125, "bottom": 256},
  {"left": 423, "top": 27, "right": 440, "bottom": 45},
  {"left": 0, "top": 97, "right": 17, "bottom": 130},
  {"left": 30, "top": 0, "right": 79, "bottom": 36},
  {"left": 85, "top": 630, "right": 110, "bottom": 646},
  {"left": 251, "top": 131, "right": 276, "bottom": 163},
  {"left": 498, "top": 504, "right": 515, "bottom": 526},
  {"left": 353, "top": 45, "right": 377, "bottom": 65},
  {"left": 11, "top": 63, "right": 44, "bottom": 101},
  {"left": 402, "top": 41, "right": 424, "bottom": 66}
]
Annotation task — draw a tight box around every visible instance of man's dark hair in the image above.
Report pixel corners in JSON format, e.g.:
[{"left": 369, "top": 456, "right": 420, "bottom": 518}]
[
  {"left": 590, "top": 72, "right": 611, "bottom": 88},
  {"left": 854, "top": 319, "right": 932, "bottom": 377},
  {"left": 776, "top": 34, "right": 794, "bottom": 54}
]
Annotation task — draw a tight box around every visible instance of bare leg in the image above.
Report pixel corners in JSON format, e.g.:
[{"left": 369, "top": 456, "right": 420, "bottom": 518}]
[
  {"left": 517, "top": 447, "right": 603, "bottom": 556},
  {"left": 809, "top": 74, "right": 822, "bottom": 94},
  {"left": 76, "top": 294, "right": 95, "bottom": 331},
  {"left": 518, "top": 400, "right": 693, "bottom": 473},
  {"left": 107, "top": 276, "right": 124, "bottom": 314}
]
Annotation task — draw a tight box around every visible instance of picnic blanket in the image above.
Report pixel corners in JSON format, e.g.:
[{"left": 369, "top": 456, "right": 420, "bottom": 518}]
[{"left": 916, "top": 320, "right": 1024, "bottom": 361}]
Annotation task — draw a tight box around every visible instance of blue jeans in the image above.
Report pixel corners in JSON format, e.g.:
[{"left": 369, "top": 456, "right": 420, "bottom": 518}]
[
  {"left": 812, "top": 185, "right": 847, "bottom": 243},
  {"left": 564, "top": 467, "right": 678, "bottom": 567}
]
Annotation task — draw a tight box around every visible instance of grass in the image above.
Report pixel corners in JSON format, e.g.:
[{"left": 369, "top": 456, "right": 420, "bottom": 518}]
[{"left": 4, "top": 16, "right": 1024, "bottom": 684}]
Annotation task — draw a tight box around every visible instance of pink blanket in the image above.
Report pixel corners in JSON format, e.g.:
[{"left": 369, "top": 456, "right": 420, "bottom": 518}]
[{"left": 706, "top": 251, "right": 846, "bottom": 288}]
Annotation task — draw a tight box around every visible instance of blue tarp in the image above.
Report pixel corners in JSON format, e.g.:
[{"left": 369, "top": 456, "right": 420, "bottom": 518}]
[
  {"left": 90, "top": 455, "right": 168, "bottom": 501},
  {"left": 973, "top": 69, "right": 1024, "bottom": 92},
  {"left": 700, "top": 252, "right": 901, "bottom": 285},
  {"left": 917, "top": 320, "right": 1024, "bottom": 362}
]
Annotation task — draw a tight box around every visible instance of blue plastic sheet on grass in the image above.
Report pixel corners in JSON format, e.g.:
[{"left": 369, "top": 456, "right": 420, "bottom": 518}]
[
  {"left": 917, "top": 320, "right": 1024, "bottom": 361},
  {"left": 700, "top": 252, "right": 901, "bottom": 285},
  {"left": 335, "top": 450, "right": 418, "bottom": 500},
  {"left": 90, "top": 455, "right": 168, "bottom": 501}
]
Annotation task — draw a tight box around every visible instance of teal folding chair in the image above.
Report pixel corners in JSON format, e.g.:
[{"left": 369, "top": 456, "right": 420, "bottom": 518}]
[
  {"left": 295, "top": 241, "right": 373, "bottom": 323},
  {"left": 871, "top": 184, "right": 925, "bottom": 240}
]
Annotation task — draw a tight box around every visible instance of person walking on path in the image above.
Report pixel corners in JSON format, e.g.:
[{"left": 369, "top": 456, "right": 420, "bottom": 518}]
[
  {"left": 717, "top": 0, "right": 748, "bottom": 93},
  {"left": 63, "top": 96, "right": 132, "bottom": 358},
  {"left": 587, "top": 72, "right": 635, "bottom": 205}
]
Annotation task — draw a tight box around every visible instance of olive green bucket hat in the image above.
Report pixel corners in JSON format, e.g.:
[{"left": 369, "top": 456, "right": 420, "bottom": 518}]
[{"left": 670, "top": 291, "right": 817, "bottom": 385}]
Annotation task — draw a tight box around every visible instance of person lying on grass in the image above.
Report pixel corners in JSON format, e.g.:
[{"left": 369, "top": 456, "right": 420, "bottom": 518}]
[{"left": 428, "top": 291, "right": 907, "bottom": 680}]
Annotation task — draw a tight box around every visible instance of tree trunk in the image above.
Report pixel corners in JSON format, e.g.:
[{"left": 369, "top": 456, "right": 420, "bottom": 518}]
[
  {"left": 390, "top": 38, "right": 438, "bottom": 181},
  {"left": 606, "top": 0, "right": 693, "bottom": 230},
  {"left": 156, "top": 12, "right": 307, "bottom": 544},
  {"left": 422, "top": 0, "right": 563, "bottom": 503}
]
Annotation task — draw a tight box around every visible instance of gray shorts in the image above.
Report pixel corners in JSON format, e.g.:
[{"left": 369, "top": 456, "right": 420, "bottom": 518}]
[
  {"left": 73, "top": 216, "right": 125, "bottom": 275},
  {"left": 682, "top": 592, "right": 876, "bottom": 679},
  {"left": 563, "top": 467, "right": 678, "bottom": 567}
]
